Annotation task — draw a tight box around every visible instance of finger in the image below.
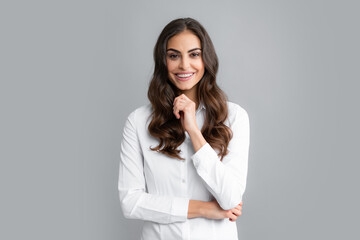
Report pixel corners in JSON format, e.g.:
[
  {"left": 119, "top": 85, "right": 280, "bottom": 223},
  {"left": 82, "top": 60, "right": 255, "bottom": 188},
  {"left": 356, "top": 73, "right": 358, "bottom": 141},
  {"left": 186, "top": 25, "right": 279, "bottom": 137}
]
[
  {"left": 176, "top": 103, "right": 185, "bottom": 119},
  {"left": 233, "top": 206, "right": 242, "bottom": 211},
  {"left": 175, "top": 95, "right": 184, "bottom": 103},
  {"left": 226, "top": 210, "right": 237, "bottom": 219},
  {"left": 173, "top": 106, "right": 180, "bottom": 119},
  {"left": 235, "top": 205, "right": 242, "bottom": 211},
  {"left": 177, "top": 99, "right": 185, "bottom": 106},
  {"left": 229, "top": 213, "right": 238, "bottom": 221},
  {"left": 173, "top": 95, "right": 184, "bottom": 106},
  {"left": 231, "top": 208, "right": 241, "bottom": 216},
  {"left": 239, "top": 201, "right": 243, "bottom": 206},
  {"left": 173, "top": 97, "right": 179, "bottom": 107},
  {"left": 173, "top": 98, "right": 184, "bottom": 109}
]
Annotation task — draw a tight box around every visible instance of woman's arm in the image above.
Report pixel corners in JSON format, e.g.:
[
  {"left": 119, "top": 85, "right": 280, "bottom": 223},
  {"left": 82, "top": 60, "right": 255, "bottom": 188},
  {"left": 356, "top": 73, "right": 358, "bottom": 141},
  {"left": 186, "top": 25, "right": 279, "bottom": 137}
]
[
  {"left": 188, "top": 199, "right": 243, "bottom": 221},
  {"left": 172, "top": 95, "right": 250, "bottom": 211},
  {"left": 188, "top": 105, "right": 250, "bottom": 211},
  {"left": 119, "top": 110, "right": 189, "bottom": 224}
]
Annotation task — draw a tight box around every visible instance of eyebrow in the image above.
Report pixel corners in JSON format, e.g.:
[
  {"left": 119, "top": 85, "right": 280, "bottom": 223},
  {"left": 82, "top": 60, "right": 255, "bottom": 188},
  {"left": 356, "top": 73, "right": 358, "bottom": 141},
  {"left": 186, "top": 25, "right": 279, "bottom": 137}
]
[{"left": 166, "top": 48, "right": 202, "bottom": 53}]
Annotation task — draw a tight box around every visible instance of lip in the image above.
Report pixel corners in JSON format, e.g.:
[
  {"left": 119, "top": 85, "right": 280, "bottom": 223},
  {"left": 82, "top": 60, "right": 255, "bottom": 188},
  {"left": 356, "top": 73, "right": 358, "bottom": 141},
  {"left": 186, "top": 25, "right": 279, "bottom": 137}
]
[
  {"left": 176, "top": 71, "right": 194, "bottom": 74},
  {"left": 175, "top": 72, "right": 195, "bottom": 81}
]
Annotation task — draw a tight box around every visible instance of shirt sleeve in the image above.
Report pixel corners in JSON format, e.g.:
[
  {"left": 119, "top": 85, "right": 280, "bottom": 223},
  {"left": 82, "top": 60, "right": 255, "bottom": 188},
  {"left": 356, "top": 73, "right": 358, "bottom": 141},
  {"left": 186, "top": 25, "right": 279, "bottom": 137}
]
[
  {"left": 118, "top": 109, "right": 189, "bottom": 224},
  {"left": 190, "top": 105, "right": 250, "bottom": 210}
]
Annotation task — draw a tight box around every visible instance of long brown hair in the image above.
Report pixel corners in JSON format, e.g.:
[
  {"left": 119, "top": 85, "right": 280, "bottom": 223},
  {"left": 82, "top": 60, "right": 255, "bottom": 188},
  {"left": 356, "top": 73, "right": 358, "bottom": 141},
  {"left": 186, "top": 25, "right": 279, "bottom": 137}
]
[{"left": 147, "top": 17, "right": 232, "bottom": 161}]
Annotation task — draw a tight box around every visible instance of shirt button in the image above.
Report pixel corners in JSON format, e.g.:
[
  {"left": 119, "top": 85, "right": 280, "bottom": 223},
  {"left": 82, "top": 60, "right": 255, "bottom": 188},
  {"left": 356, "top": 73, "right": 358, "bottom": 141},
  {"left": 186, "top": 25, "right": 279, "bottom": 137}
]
[{"left": 182, "top": 179, "right": 186, "bottom": 183}]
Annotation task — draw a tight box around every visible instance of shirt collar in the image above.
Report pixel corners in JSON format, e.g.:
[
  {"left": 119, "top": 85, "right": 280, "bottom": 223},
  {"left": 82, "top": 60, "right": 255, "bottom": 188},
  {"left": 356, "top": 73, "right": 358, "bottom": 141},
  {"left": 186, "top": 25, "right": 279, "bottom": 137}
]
[{"left": 197, "top": 101, "right": 206, "bottom": 111}]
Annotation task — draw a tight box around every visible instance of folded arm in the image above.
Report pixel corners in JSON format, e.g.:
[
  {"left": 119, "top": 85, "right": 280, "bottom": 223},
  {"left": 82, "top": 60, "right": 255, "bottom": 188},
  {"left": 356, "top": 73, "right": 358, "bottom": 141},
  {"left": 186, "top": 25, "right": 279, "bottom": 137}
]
[
  {"left": 118, "top": 110, "right": 189, "bottom": 224},
  {"left": 189, "top": 105, "right": 250, "bottom": 210}
]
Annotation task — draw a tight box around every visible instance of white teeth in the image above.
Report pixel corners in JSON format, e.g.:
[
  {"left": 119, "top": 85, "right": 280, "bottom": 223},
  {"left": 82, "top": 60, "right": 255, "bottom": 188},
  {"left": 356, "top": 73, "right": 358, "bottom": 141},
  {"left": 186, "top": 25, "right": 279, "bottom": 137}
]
[{"left": 176, "top": 73, "right": 194, "bottom": 77}]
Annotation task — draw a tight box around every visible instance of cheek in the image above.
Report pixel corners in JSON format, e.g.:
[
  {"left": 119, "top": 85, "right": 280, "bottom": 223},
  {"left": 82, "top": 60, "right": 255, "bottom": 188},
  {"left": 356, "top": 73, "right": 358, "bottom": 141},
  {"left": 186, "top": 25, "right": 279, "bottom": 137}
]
[
  {"left": 196, "top": 61, "right": 205, "bottom": 73},
  {"left": 166, "top": 60, "right": 176, "bottom": 73},
  {"left": 195, "top": 61, "right": 205, "bottom": 79},
  {"left": 194, "top": 58, "right": 204, "bottom": 68}
]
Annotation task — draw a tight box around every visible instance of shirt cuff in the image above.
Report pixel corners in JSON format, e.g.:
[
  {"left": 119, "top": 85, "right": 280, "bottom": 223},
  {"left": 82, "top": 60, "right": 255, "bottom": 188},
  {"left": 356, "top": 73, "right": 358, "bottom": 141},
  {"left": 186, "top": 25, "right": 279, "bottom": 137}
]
[
  {"left": 170, "top": 197, "right": 189, "bottom": 222},
  {"left": 191, "top": 143, "right": 219, "bottom": 171}
]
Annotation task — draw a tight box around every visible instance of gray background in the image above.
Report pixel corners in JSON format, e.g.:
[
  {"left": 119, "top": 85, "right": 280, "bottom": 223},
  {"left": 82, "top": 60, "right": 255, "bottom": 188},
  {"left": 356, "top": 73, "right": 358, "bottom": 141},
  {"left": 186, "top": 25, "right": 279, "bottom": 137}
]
[{"left": 1, "top": 0, "right": 359, "bottom": 239}]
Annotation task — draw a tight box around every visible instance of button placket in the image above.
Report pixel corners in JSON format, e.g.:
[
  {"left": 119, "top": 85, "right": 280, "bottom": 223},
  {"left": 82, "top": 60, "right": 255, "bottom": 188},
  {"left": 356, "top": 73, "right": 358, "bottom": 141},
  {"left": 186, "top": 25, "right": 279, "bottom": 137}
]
[
  {"left": 180, "top": 157, "right": 186, "bottom": 184},
  {"left": 180, "top": 142, "right": 188, "bottom": 196}
]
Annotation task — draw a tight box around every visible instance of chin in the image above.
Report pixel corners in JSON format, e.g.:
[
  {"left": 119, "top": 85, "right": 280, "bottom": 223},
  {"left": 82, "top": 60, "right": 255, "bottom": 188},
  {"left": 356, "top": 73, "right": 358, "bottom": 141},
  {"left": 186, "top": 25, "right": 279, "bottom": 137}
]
[{"left": 174, "top": 82, "right": 193, "bottom": 89}]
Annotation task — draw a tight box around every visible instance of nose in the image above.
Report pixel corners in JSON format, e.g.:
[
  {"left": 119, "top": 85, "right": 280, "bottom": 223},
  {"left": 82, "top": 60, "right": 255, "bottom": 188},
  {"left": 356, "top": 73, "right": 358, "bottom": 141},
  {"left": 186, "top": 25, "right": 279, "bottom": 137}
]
[{"left": 179, "top": 55, "right": 190, "bottom": 70}]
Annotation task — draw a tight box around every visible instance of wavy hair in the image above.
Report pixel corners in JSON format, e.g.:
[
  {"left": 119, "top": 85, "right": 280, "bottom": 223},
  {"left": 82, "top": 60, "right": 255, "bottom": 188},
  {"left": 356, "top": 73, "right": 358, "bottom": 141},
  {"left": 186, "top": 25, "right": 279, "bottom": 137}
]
[{"left": 147, "top": 17, "right": 232, "bottom": 161}]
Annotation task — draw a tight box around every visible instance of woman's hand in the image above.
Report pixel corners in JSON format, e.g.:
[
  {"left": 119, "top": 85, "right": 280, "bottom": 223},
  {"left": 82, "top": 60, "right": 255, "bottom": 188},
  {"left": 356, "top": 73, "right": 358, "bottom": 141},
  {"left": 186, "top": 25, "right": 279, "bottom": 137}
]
[
  {"left": 173, "top": 94, "right": 198, "bottom": 133},
  {"left": 203, "top": 199, "right": 243, "bottom": 222}
]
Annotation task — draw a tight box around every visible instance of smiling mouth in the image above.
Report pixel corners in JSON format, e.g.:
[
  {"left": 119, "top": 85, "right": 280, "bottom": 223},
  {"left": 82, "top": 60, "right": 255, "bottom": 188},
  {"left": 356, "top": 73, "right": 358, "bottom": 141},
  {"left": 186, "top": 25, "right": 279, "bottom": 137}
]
[{"left": 175, "top": 73, "right": 194, "bottom": 81}]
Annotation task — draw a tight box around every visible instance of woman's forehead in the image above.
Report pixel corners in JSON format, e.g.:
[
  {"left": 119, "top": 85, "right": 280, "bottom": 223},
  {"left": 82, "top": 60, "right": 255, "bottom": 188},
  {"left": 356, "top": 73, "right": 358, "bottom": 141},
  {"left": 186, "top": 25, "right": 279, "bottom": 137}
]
[{"left": 167, "top": 31, "right": 201, "bottom": 50}]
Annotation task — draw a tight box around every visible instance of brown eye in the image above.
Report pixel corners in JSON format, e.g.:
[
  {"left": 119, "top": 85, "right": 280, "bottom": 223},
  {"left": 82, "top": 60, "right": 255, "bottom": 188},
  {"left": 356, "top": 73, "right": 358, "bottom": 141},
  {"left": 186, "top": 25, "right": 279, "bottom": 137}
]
[
  {"left": 168, "top": 54, "right": 179, "bottom": 59},
  {"left": 191, "top": 52, "right": 201, "bottom": 57}
]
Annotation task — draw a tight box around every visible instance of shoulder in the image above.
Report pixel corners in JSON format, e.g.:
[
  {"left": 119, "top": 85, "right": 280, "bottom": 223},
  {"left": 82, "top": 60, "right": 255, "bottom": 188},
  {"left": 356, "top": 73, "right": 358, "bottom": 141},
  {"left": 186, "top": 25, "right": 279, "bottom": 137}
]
[
  {"left": 125, "top": 102, "right": 153, "bottom": 126},
  {"left": 227, "top": 101, "right": 249, "bottom": 119},
  {"left": 227, "top": 101, "right": 250, "bottom": 130}
]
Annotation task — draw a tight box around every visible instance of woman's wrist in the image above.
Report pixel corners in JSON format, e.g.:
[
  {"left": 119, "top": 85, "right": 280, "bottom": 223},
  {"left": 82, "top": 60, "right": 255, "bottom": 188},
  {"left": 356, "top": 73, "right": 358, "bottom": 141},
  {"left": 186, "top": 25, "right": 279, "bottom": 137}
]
[
  {"left": 187, "top": 200, "right": 208, "bottom": 219},
  {"left": 187, "top": 128, "right": 207, "bottom": 152}
]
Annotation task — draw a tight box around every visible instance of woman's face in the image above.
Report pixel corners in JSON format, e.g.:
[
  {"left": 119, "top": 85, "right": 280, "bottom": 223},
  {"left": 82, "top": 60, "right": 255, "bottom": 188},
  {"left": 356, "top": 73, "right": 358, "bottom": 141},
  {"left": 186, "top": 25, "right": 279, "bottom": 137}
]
[{"left": 166, "top": 30, "right": 205, "bottom": 94}]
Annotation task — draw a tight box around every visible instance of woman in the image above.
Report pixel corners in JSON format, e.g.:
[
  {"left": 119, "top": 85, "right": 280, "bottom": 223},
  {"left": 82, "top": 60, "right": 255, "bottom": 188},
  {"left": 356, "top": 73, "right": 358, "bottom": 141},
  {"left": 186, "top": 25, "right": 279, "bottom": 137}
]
[{"left": 118, "top": 17, "right": 250, "bottom": 240}]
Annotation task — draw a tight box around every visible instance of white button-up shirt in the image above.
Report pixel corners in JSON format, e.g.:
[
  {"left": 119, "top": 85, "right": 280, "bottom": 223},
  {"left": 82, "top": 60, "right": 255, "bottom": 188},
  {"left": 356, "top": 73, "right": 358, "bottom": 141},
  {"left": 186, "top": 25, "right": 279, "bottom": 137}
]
[{"left": 118, "top": 101, "right": 250, "bottom": 240}]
